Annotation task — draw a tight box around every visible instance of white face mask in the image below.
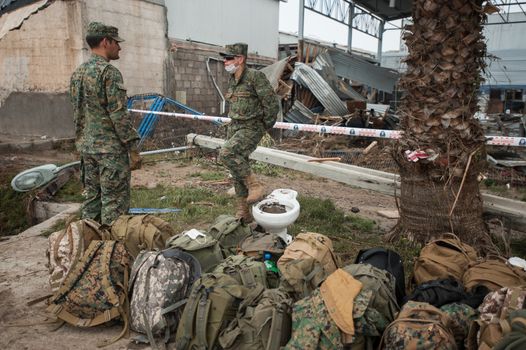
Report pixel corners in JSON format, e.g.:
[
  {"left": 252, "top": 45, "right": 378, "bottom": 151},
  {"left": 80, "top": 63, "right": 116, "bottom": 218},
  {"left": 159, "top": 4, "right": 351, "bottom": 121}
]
[{"left": 224, "top": 63, "right": 239, "bottom": 74}]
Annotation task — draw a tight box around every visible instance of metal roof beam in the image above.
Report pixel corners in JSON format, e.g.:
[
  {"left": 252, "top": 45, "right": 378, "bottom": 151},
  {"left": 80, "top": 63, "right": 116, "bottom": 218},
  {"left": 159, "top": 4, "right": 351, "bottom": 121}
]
[{"left": 305, "top": 0, "right": 384, "bottom": 39}]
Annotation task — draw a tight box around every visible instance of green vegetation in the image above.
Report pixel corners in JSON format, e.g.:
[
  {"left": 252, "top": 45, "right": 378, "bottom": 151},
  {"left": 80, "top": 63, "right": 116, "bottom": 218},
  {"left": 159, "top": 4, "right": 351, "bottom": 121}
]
[
  {"left": 251, "top": 161, "right": 283, "bottom": 177},
  {"left": 189, "top": 170, "right": 227, "bottom": 182},
  {"left": 0, "top": 173, "right": 31, "bottom": 236},
  {"left": 131, "top": 185, "right": 234, "bottom": 234},
  {"left": 54, "top": 175, "right": 83, "bottom": 202}
]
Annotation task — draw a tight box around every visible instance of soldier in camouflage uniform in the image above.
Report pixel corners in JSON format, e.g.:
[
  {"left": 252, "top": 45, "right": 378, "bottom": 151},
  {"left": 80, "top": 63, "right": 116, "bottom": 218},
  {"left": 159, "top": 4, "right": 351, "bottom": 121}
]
[
  {"left": 70, "top": 22, "right": 141, "bottom": 225},
  {"left": 219, "top": 43, "right": 280, "bottom": 222}
]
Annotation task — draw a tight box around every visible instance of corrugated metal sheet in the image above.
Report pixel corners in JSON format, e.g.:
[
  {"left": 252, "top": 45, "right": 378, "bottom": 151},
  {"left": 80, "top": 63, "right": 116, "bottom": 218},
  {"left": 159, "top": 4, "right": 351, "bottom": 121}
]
[
  {"left": 313, "top": 52, "right": 366, "bottom": 102},
  {"left": 260, "top": 57, "right": 289, "bottom": 91},
  {"left": 285, "top": 100, "right": 314, "bottom": 124},
  {"left": 329, "top": 49, "right": 399, "bottom": 92},
  {"left": 291, "top": 62, "right": 348, "bottom": 116}
]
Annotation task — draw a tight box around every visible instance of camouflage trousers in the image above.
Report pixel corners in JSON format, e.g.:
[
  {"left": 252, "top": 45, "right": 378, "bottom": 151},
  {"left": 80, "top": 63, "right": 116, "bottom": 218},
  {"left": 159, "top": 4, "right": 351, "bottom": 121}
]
[
  {"left": 80, "top": 152, "right": 130, "bottom": 225},
  {"left": 220, "top": 121, "right": 264, "bottom": 197}
]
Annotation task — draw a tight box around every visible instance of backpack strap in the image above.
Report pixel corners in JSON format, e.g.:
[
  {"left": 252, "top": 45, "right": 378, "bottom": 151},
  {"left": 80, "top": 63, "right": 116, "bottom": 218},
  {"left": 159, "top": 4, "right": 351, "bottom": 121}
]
[
  {"left": 176, "top": 285, "right": 204, "bottom": 350},
  {"left": 302, "top": 263, "right": 324, "bottom": 297},
  {"left": 195, "top": 294, "right": 212, "bottom": 349},
  {"left": 266, "top": 307, "right": 286, "bottom": 350}
]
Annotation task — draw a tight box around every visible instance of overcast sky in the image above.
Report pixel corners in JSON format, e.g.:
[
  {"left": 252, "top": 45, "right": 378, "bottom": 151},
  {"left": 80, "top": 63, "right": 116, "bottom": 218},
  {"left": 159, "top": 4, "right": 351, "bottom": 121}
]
[{"left": 279, "top": 0, "right": 403, "bottom": 54}]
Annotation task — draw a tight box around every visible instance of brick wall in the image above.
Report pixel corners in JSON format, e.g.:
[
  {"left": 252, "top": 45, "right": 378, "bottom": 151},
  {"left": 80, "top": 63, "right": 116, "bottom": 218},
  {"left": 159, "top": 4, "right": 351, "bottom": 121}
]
[{"left": 166, "top": 39, "right": 275, "bottom": 115}]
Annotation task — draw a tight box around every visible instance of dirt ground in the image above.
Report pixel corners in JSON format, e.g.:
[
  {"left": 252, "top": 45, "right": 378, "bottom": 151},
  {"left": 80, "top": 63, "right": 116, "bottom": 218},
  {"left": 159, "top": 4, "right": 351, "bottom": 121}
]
[{"left": 0, "top": 149, "right": 397, "bottom": 350}]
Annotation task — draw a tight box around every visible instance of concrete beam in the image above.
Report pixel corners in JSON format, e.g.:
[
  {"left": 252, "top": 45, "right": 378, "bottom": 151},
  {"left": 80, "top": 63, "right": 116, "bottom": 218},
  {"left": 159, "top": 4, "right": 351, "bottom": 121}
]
[{"left": 187, "top": 134, "right": 526, "bottom": 231}]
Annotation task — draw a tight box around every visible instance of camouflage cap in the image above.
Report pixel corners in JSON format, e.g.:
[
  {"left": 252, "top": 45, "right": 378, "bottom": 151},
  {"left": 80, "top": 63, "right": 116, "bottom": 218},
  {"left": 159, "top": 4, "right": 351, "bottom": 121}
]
[
  {"left": 220, "top": 43, "right": 248, "bottom": 58},
  {"left": 86, "top": 21, "right": 124, "bottom": 42}
]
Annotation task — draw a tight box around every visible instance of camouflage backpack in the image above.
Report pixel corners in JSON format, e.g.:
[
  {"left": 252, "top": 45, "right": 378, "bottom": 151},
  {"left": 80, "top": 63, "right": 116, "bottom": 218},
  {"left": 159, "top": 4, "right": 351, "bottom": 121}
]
[
  {"left": 380, "top": 301, "right": 457, "bottom": 350},
  {"left": 413, "top": 233, "right": 478, "bottom": 285},
  {"left": 207, "top": 214, "right": 253, "bottom": 255},
  {"left": 175, "top": 273, "right": 252, "bottom": 350},
  {"left": 278, "top": 232, "right": 339, "bottom": 300},
  {"left": 110, "top": 214, "right": 175, "bottom": 258},
  {"left": 46, "top": 240, "right": 130, "bottom": 347},
  {"left": 462, "top": 258, "right": 526, "bottom": 293},
  {"left": 212, "top": 254, "right": 270, "bottom": 288},
  {"left": 343, "top": 264, "right": 399, "bottom": 323},
  {"left": 440, "top": 302, "right": 477, "bottom": 349},
  {"left": 47, "top": 219, "right": 108, "bottom": 292},
  {"left": 219, "top": 287, "right": 293, "bottom": 350},
  {"left": 166, "top": 230, "right": 226, "bottom": 273},
  {"left": 128, "top": 248, "right": 201, "bottom": 348},
  {"left": 467, "top": 286, "right": 526, "bottom": 350}
]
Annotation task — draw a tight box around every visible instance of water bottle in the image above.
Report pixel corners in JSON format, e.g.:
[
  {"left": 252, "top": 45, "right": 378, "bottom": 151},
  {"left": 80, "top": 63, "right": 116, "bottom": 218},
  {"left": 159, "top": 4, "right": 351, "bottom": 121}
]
[{"left": 263, "top": 252, "right": 279, "bottom": 274}]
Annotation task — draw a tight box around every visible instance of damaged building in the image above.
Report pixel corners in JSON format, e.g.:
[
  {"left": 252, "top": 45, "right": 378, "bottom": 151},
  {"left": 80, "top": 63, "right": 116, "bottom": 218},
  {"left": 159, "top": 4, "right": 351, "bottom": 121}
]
[{"left": 0, "top": 0, "right": 282, "bottom": 138}]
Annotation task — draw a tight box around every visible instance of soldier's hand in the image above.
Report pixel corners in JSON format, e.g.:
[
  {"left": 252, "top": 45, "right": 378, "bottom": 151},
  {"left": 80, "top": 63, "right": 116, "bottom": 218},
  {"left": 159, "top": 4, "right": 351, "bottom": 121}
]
[{"left": 129, "top": 149, "right": 142, "bottom": 170}]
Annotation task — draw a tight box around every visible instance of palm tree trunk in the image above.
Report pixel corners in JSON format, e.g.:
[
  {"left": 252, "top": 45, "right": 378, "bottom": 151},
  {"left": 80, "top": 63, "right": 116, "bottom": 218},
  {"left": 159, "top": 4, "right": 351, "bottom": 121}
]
[{"left": 389, "top": 0, "right": 495, "bottom": 251}]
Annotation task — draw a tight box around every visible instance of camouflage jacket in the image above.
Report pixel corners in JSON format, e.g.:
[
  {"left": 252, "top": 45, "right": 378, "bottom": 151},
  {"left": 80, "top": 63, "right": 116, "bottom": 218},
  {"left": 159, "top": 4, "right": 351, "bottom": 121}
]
[
  {"left": 70, "top": 54, "right": 139, "bottom": 154},
  {"left": 225, "top": 67, "right": 279, "bottom": 130},
  {"left": 284, "top": 288, "right": 388, "bottom": 349},
  {"left": 284, "top": 289, "right": 343, "bottom": 350}
]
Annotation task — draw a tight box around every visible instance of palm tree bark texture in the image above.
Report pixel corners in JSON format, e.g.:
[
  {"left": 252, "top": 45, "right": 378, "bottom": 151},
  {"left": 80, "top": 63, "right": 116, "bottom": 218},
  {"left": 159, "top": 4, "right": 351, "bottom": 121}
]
[{"left": 389, "top": 0, "right": 496, "bottom": 251}]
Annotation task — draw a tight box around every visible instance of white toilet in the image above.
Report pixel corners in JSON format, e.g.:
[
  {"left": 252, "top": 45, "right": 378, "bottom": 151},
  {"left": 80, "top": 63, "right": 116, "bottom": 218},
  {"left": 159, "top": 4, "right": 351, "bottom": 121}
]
[{"left": 252, "top": 189, "right": 300, "bottom": 245}]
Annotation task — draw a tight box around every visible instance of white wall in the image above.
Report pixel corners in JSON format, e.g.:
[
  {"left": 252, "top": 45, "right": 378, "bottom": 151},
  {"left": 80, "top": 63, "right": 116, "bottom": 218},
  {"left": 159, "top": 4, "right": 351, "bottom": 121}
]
[
  {"left": 166, "top": 0, "right": 279, "bottom": 59},
  {"left": 84, "top": 0, "right": 168, "bottom": 95}
]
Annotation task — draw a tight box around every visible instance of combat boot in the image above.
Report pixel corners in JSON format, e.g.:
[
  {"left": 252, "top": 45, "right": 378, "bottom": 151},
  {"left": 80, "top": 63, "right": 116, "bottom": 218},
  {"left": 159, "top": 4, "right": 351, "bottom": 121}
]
[
  {"left": 235, "top": 197, "right": 253, "bottom": 223},
  {"left": 245, "top": 173, "right": 265, "bottom": 204}
]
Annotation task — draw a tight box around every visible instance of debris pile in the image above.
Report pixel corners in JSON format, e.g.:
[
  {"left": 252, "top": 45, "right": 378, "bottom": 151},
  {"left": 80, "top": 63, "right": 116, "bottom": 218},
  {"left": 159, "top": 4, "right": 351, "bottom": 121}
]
[{"left": 261, "top": 42, "right": 400, "bottom": 131}]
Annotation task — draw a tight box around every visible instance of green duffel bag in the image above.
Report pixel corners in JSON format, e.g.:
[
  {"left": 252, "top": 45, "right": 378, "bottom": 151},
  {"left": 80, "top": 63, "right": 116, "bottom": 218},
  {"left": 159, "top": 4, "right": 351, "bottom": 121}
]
[
  {"left": 207, "top": 215, "right": 253, "bottom": 255},
  {"left": 166, "top": 230, "right": 225, "bottom": 273}
]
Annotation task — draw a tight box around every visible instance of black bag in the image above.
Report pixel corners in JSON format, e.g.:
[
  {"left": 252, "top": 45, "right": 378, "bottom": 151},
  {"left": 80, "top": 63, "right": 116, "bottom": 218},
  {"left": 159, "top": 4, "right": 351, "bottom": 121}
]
[
  {"left": 355, "top": 247, "right": 406, "bottom": 305},
  {"left": 408, "top": 278, "right": 467, "bottom": 307}
]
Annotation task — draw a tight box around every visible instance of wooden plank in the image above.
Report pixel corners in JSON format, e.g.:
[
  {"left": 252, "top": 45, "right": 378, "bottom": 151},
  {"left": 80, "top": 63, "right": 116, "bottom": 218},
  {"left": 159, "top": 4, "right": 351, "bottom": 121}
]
[
  {"left": 187, "top": 134, "right": 526, "bottom": 230},
  {"left": 377, "top": 210, "right": 400, "bottom": 219}
]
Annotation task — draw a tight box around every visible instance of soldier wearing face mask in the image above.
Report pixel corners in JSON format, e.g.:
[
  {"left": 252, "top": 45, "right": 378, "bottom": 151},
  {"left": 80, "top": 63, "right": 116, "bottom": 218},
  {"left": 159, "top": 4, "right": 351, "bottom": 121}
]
[{"left": 219, "top": 43, "right": 280, "bottom": 223}]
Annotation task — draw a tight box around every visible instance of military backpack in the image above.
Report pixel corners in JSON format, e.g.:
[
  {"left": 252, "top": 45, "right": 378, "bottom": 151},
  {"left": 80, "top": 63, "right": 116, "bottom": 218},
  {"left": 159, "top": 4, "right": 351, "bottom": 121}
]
[
  {"left": 413, "top": 233, "right": 478, "bottom": 285},
  {"left": 175, "top": 273, "right": 252, "bottom": 350},
  {"left": 467, "top": 286, "right": 526, "bottom": 350},
  {"left": 46, "top": 240, "right": 130, "bottom": 347},
  {"left": 166, "top": 230, "right": 225, "bottom": 273},
  {"left": 408, "top": 278, "right": 468, "bottom": 307},
  {"left": 47, "top": 218, "right": 108, "bottom": 292},
  {"left": 128, "top": 248, "right": 201, "bottom": 348},
  {"left": 462, "top": 257, "right": 526, "bottom": 293},
  {"left": 278, "top": 232, "right": 339, "bottom": 300},
  {"left": 110, "top": 214, "right": 175, "bottom": 258},
  {"left": 212, "top": 254, "right": 270, "bottom": 288},
  {"left": 493, "top": 309, "right": 526, "bottom": 350},
  {"left": 380, "top": 301, "right": 457, "bottom": 350},
  {"left": 355, "top": 247, "right": 406, "bottom": 305},
  {"left": 207, "top": 214, "right": 253, "bottom": 256},
  {"left": 440, "top": 302, "right": 477, "bottom": 349},
  {"left": 343, "top": 264, "right": 400, "bottom": 323},
  {"left": 219, "top": 286, "right": 293, "bottom": 350},
  {"left": 238, "top": 231, "right": 286, "bottom": 260}
]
